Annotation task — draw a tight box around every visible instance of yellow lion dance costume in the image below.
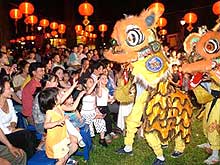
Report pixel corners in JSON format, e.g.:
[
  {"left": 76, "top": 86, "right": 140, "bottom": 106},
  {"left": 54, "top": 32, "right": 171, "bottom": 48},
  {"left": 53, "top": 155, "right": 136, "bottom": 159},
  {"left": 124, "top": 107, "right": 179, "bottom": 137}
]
[
  {"left": 104, "top": 5, "right": 192, "bottom": 165},
  {"left": 183, "top": 22, "right": 220, "bottom": 164}
]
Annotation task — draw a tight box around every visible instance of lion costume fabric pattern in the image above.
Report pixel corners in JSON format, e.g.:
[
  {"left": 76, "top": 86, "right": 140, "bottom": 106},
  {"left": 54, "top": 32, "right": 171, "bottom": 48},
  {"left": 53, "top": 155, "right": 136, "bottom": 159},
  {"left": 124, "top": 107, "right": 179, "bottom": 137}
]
[{"left": 104, "top": 5, "right": 192, "bottom": 164}]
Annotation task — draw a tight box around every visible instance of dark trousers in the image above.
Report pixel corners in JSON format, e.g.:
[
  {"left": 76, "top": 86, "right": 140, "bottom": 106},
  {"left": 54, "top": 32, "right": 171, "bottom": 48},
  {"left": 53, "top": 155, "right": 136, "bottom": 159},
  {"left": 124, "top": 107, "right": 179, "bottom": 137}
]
[
  {"left": 98, "top": 106, "right": 112, "bottom": 135},
  {"left": 0, "top": 130, "right": 37, "bottom": 159}
]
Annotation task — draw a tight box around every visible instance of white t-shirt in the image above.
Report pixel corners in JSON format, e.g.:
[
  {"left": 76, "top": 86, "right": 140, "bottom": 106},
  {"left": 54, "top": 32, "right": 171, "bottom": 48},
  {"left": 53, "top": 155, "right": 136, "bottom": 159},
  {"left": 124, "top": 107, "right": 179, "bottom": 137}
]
[
  {"left": 96, "top": 87, "right": 109, "bottom": 106},
  {"left": 0, "top": 99, "right": 18, "bottom": 134}
]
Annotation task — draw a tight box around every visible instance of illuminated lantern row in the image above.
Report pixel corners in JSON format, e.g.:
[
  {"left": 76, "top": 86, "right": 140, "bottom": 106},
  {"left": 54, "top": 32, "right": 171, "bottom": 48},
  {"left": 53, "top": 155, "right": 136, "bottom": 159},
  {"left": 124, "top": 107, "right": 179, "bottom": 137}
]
[
  {"left": 212, "top": 1, "right": 220, "bottom": 22},
  {"left": 78, "top": 2, "right": 94, "bottom": 26},
  {"left": 184, "top": 12, "right": 197, "bottom": 31}
]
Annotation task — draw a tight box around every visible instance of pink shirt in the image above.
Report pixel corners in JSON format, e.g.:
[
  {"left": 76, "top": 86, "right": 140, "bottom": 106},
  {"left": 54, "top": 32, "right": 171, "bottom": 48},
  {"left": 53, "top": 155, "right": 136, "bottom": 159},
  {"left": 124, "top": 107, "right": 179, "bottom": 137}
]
[{"left": 22, "top": 79, "right": 41, "bottom": 117}]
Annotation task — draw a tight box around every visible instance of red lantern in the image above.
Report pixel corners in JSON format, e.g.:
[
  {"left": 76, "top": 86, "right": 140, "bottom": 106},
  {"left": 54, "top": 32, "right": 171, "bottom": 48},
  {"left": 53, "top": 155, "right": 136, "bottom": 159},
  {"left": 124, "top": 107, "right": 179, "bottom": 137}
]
[
  {"left": 99, "top": 24, "right": 108, "bottom": 38},
  {"left": 98, "top": 24, "right": 108, "bottom": 32},
  {"left": 40, "top": 19, "right": 49, "bottom": 33},
  {"left": 158, "top": 29, "right": 167, "bottom": 36},
  {"left": 158, "top": 17, "right": 167, "bottom": 29},
  {"left": 26, "top": 36, "right": 31, "bottom": 40},
  {"left": 78, "top": 2, "right": 94, "bottom": 16},
  {"left": 9, "top": 9, "right": 22, "bottom": 34},
  {"left": 75, "top": 25, "right": 83, "bottom": 34},
  {"left": 50, "top": 22, "right": 58, "bottom": 30},
  {"left": 148, "top": 2, "right": 165, "bottom": 16},
  {"left": 9, "top": 9, "right": 22, "bottom": 20},
  {"left": 184, "top": 12, "right": 198, "bottom": 31},
  {"left": 84, "top": 31, "right": 89, "bottom": 37},
  {"left": 85, "top": 25, "right": 94, "bottom": 32},
  {"left": 212, "top": 1, "right": 220, "bottom": 16},
  {"left": 27, "top": 15, "right": 38, "bottom": 25},
  {"left": 19, "top": 2, "right": 34, "bottom": 16},
  {"left": 51, "top": 31, "right": 58, "bottom": 37},
  {"left": 78, "top": 2, "right": 94, "bottom": 26},
  {"left": 30, "top": 36, "right": 36, "bottom": 40},
  {"left": 20, "top": 37, "right": 25, "bottom": 41},
  {"left": 212, "top": 1, "right": 220, "bottom": 22},
  {"left": 92, "top": 34, "right": 97, "bottom": 39},
  {"left": 58, "top": 24, "right": 66, "bottom": 32}
]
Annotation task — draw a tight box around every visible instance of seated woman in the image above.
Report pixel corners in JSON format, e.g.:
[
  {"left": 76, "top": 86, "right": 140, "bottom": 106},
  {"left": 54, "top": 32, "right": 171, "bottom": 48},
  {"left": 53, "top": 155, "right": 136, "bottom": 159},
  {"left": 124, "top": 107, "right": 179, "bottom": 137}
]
[{"left": 0, "top": 78, "right": 36, "bottom": 159}]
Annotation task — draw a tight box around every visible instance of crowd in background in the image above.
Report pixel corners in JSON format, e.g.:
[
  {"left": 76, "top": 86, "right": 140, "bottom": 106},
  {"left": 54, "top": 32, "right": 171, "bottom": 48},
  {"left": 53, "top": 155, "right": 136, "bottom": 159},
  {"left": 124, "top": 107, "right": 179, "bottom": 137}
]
[{"left": 0, "top": 42, "right": 202, "bottom": 164}]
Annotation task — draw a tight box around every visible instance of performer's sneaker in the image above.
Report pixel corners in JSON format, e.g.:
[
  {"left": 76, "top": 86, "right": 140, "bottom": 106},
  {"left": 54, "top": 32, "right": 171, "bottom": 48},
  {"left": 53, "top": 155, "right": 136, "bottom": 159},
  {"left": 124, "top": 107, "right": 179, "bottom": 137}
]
[
  {"left": 171, "top": 151, "right": 183, "bottom": 158},
  {"left": 152, "top": 158, "right": 165, "bottom": 165},
  {"left": 204, "top": 155, "right": 220, "bottom": 164},
  {"left": 116, "top": 147, "right": 133, "bottom": 156}
]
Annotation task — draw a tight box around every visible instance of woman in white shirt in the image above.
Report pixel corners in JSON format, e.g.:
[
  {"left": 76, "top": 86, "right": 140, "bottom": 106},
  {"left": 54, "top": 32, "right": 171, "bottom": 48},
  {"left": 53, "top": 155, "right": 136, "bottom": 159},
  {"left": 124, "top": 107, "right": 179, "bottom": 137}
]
[{"left": 0, "top": 78, "right": 36, "bottom": 159}]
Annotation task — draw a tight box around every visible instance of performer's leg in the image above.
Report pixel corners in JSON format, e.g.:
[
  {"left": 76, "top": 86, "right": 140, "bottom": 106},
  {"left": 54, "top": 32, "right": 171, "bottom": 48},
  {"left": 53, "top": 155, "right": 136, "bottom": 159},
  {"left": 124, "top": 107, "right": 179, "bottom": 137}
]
[
  {"left": 145, "top": 132, "right": 163, "bottom": 158},
  {"left": 174, "top": 135, "right": 185, "bottom": 153},
  {"left": 124, "top": 91, "right": 149, "bottom": 147}
]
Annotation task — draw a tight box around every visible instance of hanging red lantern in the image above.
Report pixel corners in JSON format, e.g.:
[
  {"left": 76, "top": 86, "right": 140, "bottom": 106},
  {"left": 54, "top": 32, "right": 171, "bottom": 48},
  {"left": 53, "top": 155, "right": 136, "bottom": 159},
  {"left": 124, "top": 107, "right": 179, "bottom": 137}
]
[
  {"left": 27, "top": 15, "right": 38, "bottom": 25},
  {"left": 27, "top": 15, "right": 38, "bottom": 31},
  {"left": 75, "top": 25, "right": 83, "bottom": 33},
  {"left": 30, "top": 36, "right": 36, "bottom": 40},
  {"left": 9, "top": 9, "right": 22, "bottom": 34},
  {"left": 98, "top": 24, "right": 108, "bottom": 32},
  {"left": 58, "top": 24, "right": 66, "bottom": 32},
  {"left": 19, "top": 2, "right": 34, "bottom": 16},
  {"left": 26, "top": 36, "right": 31, "bottom": 40},
  {"left": 158, "top": 17, "right": 167, "bottom": 29},
  {"left": 212, "top": 1, "right": 220, "bottom": 22},
  {"left": 158, "top": 29, "right": 167, "bottom": 36},
  {"left": 148, "top": 2, "right": 165, "bottom": 16},
  {"left": 78, "top": 2, "right": 94, "bottom": 26},
  {"left": 40, "top": 19, "right": 49, "bottom": 33},
  {"left": 40, "top": 19, "right": 49, "bottom": 27},
  {"left": 85, "top": 25, "right": 94, "bottom": 32},
  {"left": 9, "top": 9, "right": 22, "bottom": 20},
  {"left": 99, "top": 24, "right": 108, "bottom": 38},
  {"left": 20, "top": 37, "right": 25, "bottom": 41},
  {"left": 92, "top": 34, "right": 97, "bottom": 39},
  {"left": 184, "top": 12, "right": 198, "bottom": 31},
  {"left": 51, "top": 31, "right": 58, "bottom": 37},
  {"left": 50, "top": 22, "right": 58, "bottom": 30},
  {"left": 84, "top": 31, "right": 89, "bottom": 37}
]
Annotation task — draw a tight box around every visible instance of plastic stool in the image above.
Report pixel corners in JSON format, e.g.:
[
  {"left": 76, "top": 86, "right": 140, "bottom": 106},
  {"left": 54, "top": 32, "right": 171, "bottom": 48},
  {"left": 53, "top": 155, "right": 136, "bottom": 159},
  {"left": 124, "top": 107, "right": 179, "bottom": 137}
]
[
  {"left": 75, "top": 125, "right": 92, "bottom": 161},
  {"left": 28, "top": 151, "right": 56, "bottom": 165}
]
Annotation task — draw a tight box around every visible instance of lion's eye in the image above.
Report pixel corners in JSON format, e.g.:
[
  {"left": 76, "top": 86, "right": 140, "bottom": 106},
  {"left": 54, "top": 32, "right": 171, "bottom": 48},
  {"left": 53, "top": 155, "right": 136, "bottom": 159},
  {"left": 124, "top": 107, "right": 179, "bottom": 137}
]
[
  {"left": 126, "top": 25, "right": 145, "bottom": 47},
  {"left": 204, "top": 39, "right": 219, "bottom": 54}
]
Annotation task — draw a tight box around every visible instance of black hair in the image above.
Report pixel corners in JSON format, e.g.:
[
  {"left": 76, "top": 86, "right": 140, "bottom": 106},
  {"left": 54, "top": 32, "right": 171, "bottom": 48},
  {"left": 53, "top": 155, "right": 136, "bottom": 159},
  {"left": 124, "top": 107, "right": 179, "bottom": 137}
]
[
  {"left": 91, "top": 61, "right": 103, "bottom": 73},
  {"left": 28, "top": 62, "right": 44, "bottom": 77},
  {"left": 38, "top": 87, "right": 59, "bottom": 114},
  {"left": 52, "top": 66, "right": 64, "bottom": 75},
  {"left": 0, "top": 76, "right": 10, "bottom": 95}
]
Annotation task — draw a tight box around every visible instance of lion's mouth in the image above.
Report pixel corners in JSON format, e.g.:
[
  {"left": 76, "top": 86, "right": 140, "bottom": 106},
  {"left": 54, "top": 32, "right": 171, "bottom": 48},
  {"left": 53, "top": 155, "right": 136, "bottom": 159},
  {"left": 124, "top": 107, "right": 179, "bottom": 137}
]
[{"left": 137, "top": 46, "right": 152, "bottom": 60}]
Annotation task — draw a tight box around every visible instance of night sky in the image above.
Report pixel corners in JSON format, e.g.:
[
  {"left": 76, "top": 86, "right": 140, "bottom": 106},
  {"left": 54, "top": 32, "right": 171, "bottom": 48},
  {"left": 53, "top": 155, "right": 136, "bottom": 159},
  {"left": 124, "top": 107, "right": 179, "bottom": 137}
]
[{"left": 5, "top": 0, "right": 218, "bottom": 40}]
